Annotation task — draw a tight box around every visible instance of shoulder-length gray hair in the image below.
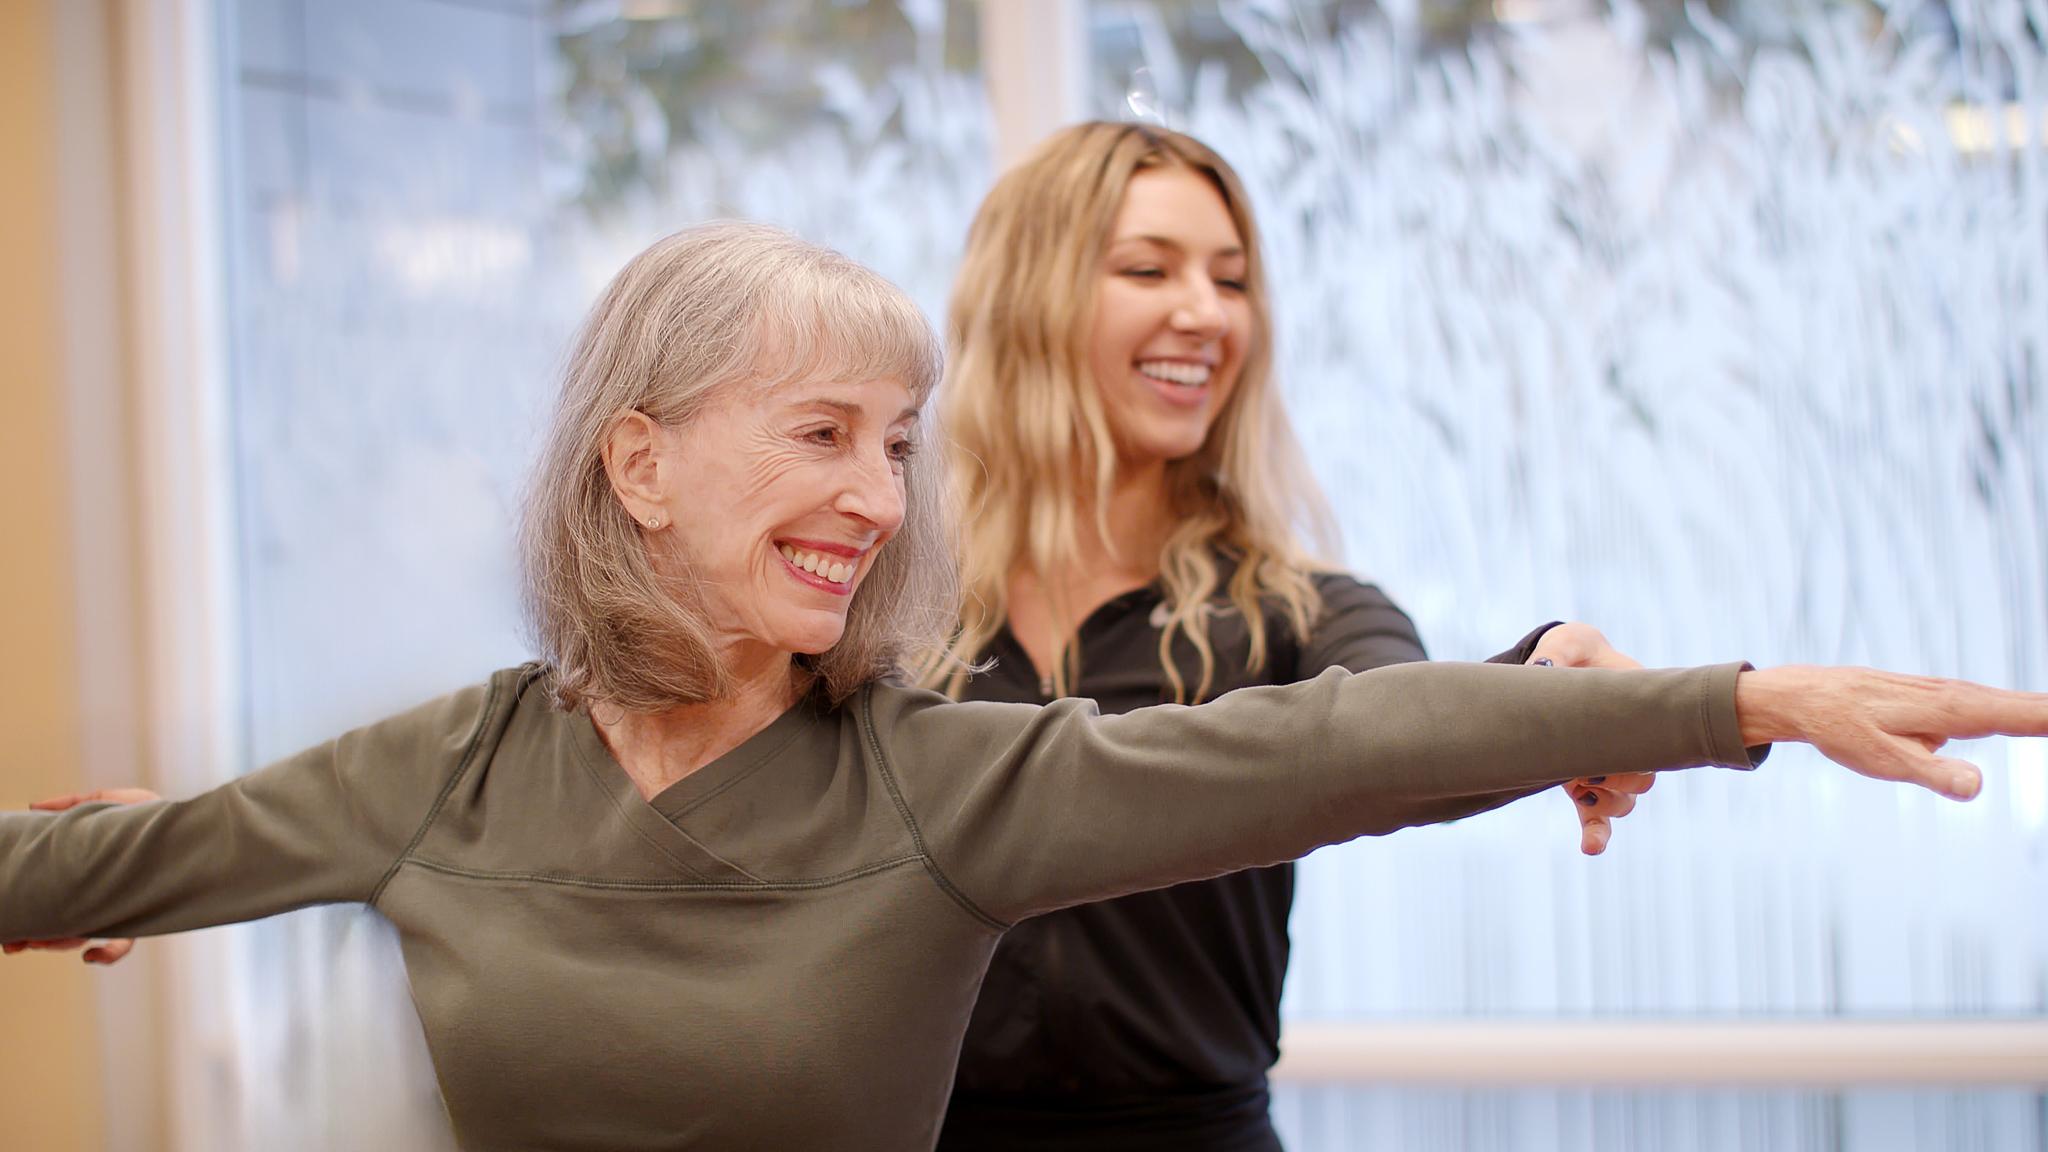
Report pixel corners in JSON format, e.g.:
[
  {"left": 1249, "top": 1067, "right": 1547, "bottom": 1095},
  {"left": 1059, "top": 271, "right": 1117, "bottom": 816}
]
[{"left": 521, "top": 221, "right": 955, "bottom": 713}]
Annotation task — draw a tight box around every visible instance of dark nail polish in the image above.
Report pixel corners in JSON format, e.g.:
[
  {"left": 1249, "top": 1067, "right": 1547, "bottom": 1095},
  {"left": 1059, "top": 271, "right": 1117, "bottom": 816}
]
[
  {"left": 1586, "top": 776, "right": 1607, "bottom": 785},
  {"left": 1578, "top": 791, "right": 1597, "bottom": 806},
  {"left": 1532, "top": 657, "right": 1555, "bottom": 667}
]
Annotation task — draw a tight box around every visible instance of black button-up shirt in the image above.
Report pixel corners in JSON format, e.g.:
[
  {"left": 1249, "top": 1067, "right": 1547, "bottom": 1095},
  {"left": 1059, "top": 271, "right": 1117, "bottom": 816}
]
[{"left": 939, "top": 567, "right": 1554, "bottom": 1151}]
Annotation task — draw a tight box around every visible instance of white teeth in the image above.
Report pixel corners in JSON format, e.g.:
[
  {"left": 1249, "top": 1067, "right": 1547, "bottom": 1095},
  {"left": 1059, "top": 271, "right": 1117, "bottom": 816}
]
[
  {"left": 1136, "top": 360, "right": 1212, "bottom": 387},
  {"left": 779, "top": 545, "right": 858, "bottom": 585}
]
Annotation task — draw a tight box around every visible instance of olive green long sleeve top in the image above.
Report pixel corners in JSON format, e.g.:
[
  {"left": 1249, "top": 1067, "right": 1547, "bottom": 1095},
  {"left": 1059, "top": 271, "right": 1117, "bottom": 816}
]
[{"left": 0, "top": 660, "right": 1760, "bottom": 1151}]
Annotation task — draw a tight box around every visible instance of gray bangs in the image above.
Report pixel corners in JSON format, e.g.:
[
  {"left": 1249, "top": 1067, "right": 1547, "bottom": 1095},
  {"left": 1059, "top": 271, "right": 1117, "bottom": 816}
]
[
  {"left": 633, "top": 227, "right": 943, "bottom": 425},
  {"left": 739, "top": 262, "right": 944, "bottom": 405}
]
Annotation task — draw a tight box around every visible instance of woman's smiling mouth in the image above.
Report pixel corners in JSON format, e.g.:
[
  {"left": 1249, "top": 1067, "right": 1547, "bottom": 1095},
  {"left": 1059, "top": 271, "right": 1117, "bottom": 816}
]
[
  {"left": 777, "top": 542, "right": 862, "bottom": 594},
  {"left": 1135, "top": 359, "right": 1216, "bottom": 408},
  {"left": 1136, "top": 358, "right": 1212, "bottom": 386}
]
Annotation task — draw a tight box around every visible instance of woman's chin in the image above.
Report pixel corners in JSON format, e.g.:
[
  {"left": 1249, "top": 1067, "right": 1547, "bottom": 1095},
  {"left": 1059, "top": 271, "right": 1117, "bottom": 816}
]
[
  {"left": 775, "top": 623, "right": 850, "bottom": 658},
  {"left": 1112, "top": 417, "right": 1213, "bottom": 467}
]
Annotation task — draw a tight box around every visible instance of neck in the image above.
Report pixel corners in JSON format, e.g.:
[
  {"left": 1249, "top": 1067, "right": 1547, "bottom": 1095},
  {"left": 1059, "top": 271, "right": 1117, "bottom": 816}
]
[
  {"left": 1072, "top": 458, "right": 1175, "bottom": 580},
  {"left": 1008, "top": 459, "right": 1176, "bottom": 635},
  {"left": 595, "top": 645, "right": 802, "bottom": 802}
]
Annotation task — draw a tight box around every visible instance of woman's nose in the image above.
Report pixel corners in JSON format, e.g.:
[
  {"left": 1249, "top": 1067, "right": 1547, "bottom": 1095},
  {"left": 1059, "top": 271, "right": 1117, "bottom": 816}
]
[
  {"left": 835, "top": 444, "right": 906, "bottom": 533},
  {"left": 1170, "top": 278, "right": 1228, "bottom": 337}
]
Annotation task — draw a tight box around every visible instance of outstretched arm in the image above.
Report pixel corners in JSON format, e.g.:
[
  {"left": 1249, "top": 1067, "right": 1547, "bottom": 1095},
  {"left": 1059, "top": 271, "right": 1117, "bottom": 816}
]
[
  {"left": 875, "top": 660, "right": 2038, "bottom": 929},
  {"left": 877, "top": 660, "right": 1759, "bottom": 927},
  {"left": 0, "top": 677, "right": 497, "bottom": 946}
]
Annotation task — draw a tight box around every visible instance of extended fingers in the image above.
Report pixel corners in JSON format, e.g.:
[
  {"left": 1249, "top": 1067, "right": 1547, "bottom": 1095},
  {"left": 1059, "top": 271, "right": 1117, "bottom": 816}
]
[
  {"left": 1835, "top": 725, "right": 1983, "bottom": 800},
  {"left": 1572, "top": 772, "right": 1655, "bottom": 796},
  {"left": 83, "top": 939, "right": 135, "bottom": 965},
  {"left": 1530, "top": 623, "right": 1645, "bottom": 671},
  {"left": 1568, "top": 783, "right": 1639, "bottom": 857},
  {"left": 2, "top": 937, "right": 136, "bottom": 964},
  {"left": 1580, "top": 815, "right": 1611, "bottom": 856},
  {"left": 1917, "top": 755, "right": 1983, "bottom": 802},
  {"left": 1856, "top": 671, "right": 2048, "bottom": 741},
  {"left": 1574, "top": 787, "right": 1638, "bottom": 821},
  {"left": 1942, "top": 683, "right": 2048, "bottom": 741},
  {"left": 4, "top": 938, "right": 91, "bottom": 954},
  {"left": 29, "top": 787, "right": 160, "bottom": 813}
]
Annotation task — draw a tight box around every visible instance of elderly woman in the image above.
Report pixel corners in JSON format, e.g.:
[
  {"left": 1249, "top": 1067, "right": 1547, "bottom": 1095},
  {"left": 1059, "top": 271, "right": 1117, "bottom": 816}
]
[{"left": 2, "top": 222, "right": 2040, "bottom": 1152}]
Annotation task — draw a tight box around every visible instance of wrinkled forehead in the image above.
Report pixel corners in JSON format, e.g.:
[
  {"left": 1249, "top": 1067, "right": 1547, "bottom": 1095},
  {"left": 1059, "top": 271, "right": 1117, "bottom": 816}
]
[{"left": 739, "top": 375, "right": 923, "bottom": 433}]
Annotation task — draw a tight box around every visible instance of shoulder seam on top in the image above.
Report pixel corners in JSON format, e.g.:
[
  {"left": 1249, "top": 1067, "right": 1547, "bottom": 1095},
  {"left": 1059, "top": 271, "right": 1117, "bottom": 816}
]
[
  {"left": 367, "top": 668, "right": 519, "bottom": 908},
  {"left": 400, "top": 852, "right": 923, "bottom": 893},
  {"left": 856, "top": 685, "right": 1011, "bottom": 933}
]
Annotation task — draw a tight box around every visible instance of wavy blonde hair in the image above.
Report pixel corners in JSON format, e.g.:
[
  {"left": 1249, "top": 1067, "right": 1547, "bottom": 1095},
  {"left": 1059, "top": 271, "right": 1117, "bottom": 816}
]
[
  {"left": 927, "top": 122, "right": 1337, "bottom": 703},
  {"left": 523, "top": 221, "right": 955, "bottom": 713}
]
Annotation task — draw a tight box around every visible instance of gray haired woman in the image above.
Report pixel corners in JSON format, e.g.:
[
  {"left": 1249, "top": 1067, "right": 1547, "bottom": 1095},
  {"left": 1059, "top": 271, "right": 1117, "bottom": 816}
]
[{"left": 3, "top": 222, "right": 2041, "bottom": 1151}]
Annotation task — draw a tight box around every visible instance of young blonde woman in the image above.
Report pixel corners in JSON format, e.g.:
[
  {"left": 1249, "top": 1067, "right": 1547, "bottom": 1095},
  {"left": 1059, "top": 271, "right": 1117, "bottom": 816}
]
[{"left": 928, "top": 122, "right": 1647, "bottom": 1150}]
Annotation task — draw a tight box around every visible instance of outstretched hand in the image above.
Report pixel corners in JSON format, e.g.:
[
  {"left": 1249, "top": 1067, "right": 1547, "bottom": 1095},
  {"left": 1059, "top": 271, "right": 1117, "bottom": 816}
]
[
  {"left": 1530, "top": 623, "right": 1656, "bottom": 856},
  {"left": 0, "top": 788, "right": 159, "bottom": 965},
  {"left": 1736, "top": 666, "right": 2048, "bottom": 801}
]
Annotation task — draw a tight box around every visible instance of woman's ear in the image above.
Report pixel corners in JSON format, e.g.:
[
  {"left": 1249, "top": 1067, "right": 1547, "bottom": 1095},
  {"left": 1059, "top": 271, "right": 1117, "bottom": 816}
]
[{"left": 602, "top": 410, "right": 670, "bottom": 529}]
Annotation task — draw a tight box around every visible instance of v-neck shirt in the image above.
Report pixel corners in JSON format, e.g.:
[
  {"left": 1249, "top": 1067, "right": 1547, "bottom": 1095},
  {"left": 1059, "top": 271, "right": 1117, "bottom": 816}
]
[{"left": 1, "top": 647, "right": 1760, "bottom": 1150}]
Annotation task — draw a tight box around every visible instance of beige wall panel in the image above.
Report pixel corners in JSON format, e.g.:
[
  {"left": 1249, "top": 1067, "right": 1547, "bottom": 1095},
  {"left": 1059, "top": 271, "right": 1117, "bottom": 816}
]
[{"left": 0, "top": 0, "right": 110, "bottom": 1147}]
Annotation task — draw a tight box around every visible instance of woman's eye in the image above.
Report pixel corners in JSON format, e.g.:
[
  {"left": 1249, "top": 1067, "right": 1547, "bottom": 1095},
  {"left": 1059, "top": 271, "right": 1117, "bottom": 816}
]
[
  {"left": 888, "top": 439, "right": 918, "bottom": 462},
  {"left": 1216, "top": 278, "right": 1247, "bottom": 292},
  {"left": 805, "top": 426, "right": 843, "bottom": 446},
  {"left": 1121, "top": 267, "right": 1165, "bottom": 280}
]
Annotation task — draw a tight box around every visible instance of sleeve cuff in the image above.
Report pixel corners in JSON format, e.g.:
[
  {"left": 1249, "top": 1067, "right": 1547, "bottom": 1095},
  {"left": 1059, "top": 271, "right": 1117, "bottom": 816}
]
[{"left": 1703, "top": 661, "right": 1771, "bottom": 770}]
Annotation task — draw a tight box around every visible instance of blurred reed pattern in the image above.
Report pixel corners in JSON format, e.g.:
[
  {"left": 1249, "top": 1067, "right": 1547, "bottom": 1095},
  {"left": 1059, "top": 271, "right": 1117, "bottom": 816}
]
[{"left": 1124, "top": 1, "right": 2048, "bottom": 1145}]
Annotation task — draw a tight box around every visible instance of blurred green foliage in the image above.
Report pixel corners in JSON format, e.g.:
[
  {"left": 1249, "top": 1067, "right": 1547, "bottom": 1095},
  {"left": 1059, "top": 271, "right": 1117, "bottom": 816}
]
[{"left": 551, "top": 0, "right": 978, "bottom": 210}]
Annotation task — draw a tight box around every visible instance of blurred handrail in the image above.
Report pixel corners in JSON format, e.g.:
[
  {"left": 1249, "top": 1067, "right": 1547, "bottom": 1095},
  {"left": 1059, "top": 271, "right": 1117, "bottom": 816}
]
[{"left": 1274, "top": 1019, "right": 2048, "bottom": 1085}]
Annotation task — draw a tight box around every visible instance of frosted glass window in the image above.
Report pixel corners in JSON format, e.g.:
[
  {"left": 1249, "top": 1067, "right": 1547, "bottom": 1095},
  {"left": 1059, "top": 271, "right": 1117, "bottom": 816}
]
[{"left": 1086, "top": 0, "right": 2048, "bottom": 1147}]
